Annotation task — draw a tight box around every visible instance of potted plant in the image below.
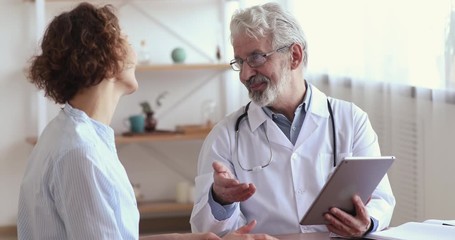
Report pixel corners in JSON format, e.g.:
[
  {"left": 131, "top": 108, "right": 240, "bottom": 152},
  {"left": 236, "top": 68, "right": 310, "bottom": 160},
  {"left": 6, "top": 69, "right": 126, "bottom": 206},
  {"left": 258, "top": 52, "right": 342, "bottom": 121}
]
[{"left": 139, "top": 91, "right": 168, "bottom": 132}]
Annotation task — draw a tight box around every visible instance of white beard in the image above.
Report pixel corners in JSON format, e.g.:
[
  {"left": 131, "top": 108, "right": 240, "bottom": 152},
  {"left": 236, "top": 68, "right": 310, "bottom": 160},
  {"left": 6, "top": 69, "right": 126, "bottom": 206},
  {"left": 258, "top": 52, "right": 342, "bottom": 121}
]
[{"left": 246, "top": 64, "right": 290, "bottom": 107}]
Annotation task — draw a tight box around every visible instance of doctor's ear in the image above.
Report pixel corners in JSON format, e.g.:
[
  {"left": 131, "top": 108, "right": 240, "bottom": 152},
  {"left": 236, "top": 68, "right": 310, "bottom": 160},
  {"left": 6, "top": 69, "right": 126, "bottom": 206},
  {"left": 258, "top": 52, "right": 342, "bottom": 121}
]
[{"left": 289, "top": 43, "right": 303, "bottom": 70}]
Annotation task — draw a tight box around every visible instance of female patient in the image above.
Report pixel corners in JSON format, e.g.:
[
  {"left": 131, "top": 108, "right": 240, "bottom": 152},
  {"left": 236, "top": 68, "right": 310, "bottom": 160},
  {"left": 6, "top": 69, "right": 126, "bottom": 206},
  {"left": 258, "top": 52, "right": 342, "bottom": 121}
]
[{"left": 17, "top": 2, "right": 276, "bottom": 240}]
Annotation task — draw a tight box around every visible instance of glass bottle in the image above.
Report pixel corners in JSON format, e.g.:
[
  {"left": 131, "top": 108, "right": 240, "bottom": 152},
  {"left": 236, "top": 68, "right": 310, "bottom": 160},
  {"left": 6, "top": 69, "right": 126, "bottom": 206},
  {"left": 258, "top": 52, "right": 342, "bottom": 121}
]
[{"left": 138, "top": 40, "right": 151, "bottom": 64}]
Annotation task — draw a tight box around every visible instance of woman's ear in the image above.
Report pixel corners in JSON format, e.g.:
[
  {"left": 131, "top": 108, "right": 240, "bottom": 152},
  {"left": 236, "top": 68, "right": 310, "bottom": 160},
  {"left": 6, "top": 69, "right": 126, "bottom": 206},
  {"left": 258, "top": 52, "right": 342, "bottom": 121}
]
[{"left": 290, "top": 43, "right": 303, "bottom": 70}]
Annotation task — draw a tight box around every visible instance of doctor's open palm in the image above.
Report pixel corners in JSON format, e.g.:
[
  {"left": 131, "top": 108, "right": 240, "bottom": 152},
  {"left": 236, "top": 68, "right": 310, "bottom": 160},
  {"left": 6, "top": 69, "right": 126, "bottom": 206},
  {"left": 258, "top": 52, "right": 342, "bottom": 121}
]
[{"left": 212, "top": 161, "right": 256, "bottom": 204}]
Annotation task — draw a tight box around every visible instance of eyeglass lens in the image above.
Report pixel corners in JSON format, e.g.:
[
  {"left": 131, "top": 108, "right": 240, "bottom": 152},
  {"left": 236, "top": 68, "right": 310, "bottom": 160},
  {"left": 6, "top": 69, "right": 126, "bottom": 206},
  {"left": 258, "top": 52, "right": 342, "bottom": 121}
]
[
  {"left": 230, "top": 45, "right": 290, "bottom": 71},
  {"left": 230, "top": 54, "right": 266, "bottom": 71}
]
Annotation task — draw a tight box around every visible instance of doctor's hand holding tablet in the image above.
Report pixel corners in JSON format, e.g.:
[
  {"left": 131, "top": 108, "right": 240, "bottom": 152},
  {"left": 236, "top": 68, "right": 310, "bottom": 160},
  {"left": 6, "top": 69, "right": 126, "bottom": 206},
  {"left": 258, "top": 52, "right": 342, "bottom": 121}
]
[{"left": 323, "top": 195, "right": 373, "bottom": 237}]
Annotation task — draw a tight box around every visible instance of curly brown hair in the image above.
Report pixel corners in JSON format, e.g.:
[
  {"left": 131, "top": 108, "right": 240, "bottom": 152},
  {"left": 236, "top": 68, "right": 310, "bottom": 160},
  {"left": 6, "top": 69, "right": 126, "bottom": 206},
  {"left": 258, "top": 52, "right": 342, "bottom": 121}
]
[{"left": 28, "top": 2, "right": 128, "bottom": 104}]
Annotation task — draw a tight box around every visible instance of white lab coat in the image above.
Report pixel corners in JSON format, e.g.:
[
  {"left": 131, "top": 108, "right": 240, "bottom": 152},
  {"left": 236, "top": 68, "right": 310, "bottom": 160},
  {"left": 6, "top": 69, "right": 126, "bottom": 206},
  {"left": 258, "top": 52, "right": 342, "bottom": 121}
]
[{"left": 190, "top": 84, "right": 395, "bottom": 235}]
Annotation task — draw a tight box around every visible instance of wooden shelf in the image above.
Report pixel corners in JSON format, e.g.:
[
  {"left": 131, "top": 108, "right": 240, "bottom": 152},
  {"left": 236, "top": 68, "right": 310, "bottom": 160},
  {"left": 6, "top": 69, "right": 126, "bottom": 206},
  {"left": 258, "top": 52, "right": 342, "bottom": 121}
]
[
  {"left": 26, "top": 131, "right": 208, "bottom": 145},
  {"left": 136, "top": 63, "right": 230, "bottom": 72},
  {"left": 138, "top": 200, "right": 193, "bottom": 218},
  {"left": 117, "top": 131, "right": 208, "bottom": 144}
]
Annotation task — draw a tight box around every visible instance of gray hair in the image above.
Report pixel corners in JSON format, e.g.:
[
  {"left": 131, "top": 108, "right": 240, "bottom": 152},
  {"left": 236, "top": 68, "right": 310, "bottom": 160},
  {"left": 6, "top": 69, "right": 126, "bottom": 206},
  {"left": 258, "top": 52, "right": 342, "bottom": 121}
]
[{"left": 230, "top": 2, "right": 308, "bottom": 67}]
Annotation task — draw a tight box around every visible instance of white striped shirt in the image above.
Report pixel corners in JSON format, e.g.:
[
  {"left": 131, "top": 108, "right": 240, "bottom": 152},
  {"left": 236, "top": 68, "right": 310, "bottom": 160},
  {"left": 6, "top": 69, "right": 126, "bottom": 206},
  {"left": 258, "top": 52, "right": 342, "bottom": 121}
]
[{"left": 18, "top": 103, "right": 139, "bottom": 240}]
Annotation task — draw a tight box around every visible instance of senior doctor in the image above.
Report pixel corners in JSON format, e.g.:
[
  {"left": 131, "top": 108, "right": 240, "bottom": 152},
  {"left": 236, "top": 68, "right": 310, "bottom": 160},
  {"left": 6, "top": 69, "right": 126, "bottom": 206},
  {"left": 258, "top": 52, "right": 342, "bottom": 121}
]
[{"left": 190, "top": 2, "right": 395, "bottom": 238}]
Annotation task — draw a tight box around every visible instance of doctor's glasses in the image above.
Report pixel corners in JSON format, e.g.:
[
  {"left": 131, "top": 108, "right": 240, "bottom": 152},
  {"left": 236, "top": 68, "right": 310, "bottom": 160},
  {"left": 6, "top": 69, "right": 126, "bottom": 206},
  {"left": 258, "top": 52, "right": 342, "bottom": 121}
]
[{"left": 229, "top": 45, "right": 291, "bottom": 71}]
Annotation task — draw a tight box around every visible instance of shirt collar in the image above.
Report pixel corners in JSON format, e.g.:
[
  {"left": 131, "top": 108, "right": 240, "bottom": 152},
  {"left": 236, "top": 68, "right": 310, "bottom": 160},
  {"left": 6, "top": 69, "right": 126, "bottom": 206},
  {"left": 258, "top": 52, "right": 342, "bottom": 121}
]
[{"left": 63, "top": 103, "right": 115, "bottom": 149}]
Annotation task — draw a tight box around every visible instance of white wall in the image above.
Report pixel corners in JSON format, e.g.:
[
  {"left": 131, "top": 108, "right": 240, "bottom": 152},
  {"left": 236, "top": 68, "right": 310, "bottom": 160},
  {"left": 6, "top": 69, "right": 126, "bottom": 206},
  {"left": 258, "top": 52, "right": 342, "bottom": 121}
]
[{"left": 0, "top": 0, "right": 37, "bottom": 227}]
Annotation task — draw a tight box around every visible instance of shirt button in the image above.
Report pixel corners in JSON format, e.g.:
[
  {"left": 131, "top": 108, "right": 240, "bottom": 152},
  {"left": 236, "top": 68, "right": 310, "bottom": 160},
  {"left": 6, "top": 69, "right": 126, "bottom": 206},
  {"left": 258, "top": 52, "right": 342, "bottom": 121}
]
[{"left": 292, "top": 127, "right": 296, "bottom": 131}]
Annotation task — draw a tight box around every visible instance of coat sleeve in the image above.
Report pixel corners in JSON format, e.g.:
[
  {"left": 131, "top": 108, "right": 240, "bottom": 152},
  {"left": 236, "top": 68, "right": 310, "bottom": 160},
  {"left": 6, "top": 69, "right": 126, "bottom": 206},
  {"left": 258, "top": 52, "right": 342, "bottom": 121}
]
[
  {"left": 190, "top": 115, "right": 247, "bottom": 234},
  {"left": 349, "top": 102, "right": 396, "bottom": 231}
]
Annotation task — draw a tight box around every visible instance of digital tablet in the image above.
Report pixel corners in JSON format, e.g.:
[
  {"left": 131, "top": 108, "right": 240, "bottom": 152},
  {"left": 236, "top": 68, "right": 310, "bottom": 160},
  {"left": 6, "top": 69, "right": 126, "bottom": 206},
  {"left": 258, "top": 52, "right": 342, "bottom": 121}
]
[{"left": 300, "top": 156, "right": 395, "bottom": 225}]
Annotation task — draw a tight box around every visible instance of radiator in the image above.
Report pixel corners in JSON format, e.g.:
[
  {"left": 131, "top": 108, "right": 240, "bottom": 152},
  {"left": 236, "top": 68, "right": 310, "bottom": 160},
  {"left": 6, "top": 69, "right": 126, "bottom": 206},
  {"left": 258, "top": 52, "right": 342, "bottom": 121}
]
[{"left": 371, "top": 93, "right": 425, "bottom": 226}]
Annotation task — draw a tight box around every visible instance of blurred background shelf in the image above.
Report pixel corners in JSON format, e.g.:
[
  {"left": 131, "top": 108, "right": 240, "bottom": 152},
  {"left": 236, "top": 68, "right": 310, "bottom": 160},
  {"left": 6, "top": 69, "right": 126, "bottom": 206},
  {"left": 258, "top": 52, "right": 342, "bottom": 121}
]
[
  {"left": 138, "top": 200, "right": 193, "bottom": 218},
  {"left": 138, "top": 200, "right": 193, "bottom": 234},
  {"left": 26, "top": 130, "right": 209, "bottom": 145}
]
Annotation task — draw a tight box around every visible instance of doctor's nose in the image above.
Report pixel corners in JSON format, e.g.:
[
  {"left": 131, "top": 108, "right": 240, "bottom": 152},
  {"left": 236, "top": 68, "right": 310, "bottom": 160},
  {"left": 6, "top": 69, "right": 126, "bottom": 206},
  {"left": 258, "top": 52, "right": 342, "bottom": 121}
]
[{"left": 239, "top": 63, "right": 257, "bottom": 83}]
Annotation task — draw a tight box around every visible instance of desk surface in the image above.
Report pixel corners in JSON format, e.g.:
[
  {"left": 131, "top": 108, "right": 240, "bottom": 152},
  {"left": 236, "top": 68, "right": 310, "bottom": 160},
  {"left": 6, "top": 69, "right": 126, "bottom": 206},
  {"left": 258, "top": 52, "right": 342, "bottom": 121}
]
[
  {"left": 141, "top": 232, "right": 372, "bottom": 239},
  {"left": 139, "top": 232, "right": 332, "bottom": 240},
  {"left": 276, "top": 232, "right": 373, "bottom": 239},
  {"left": 275, "top": 232, "right": 330, "bottom": 240}
]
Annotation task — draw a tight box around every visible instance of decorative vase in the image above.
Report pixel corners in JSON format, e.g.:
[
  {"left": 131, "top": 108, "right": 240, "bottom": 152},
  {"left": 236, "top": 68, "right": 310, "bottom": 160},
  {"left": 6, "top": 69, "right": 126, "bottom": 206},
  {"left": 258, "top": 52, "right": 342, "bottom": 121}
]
[
  {"left": 145, "top": 112, "right": 157, "bottom": 132},
  {"left": 171, "top": 47, "right": 186, "bottom": 63}
]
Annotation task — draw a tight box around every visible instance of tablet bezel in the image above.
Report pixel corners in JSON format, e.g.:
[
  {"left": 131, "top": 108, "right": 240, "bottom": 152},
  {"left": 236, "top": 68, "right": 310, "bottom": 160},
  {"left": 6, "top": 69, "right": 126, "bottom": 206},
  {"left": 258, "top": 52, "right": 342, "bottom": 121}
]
[{"left": 299, "top": 156, "right": 395, "bottom": 225}]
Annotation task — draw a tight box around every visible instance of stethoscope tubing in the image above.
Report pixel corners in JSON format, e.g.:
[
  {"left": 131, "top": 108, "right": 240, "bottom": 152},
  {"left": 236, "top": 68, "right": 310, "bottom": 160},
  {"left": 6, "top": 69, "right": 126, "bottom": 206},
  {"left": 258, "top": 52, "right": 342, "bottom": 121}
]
[{"left": 234, "top": 99, "right": 337, "bottom": 169}]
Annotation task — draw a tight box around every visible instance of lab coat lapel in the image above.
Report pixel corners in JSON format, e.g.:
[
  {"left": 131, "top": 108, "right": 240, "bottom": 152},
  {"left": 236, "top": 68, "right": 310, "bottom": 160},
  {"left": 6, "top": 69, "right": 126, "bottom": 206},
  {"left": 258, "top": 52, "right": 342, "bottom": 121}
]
[
  {"left": 294, "top": 85, "right": 330, "bottom": 148},
  {"left": 295, "top": 114, "right": 319, "bottom": 148},
  {"left": 247, "top": 102, "right": 293, "bottom": 149},
  {"left": 266, "top": 118, "right": 294, "bottom": 149}
]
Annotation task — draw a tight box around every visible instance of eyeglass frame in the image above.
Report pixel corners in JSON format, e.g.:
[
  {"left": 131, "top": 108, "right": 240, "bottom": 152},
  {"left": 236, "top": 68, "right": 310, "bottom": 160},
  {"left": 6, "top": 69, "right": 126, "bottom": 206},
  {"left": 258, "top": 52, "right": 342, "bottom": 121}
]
[{"left": 229, "top": 44, "right": 292, "bottom": 71}]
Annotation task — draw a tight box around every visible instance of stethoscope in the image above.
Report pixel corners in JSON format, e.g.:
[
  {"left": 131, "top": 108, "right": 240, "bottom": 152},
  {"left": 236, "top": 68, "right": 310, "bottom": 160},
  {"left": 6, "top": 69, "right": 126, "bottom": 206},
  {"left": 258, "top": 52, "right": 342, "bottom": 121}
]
[{"left": 234, "top": 99, "right": 337, "bottom": 172}]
